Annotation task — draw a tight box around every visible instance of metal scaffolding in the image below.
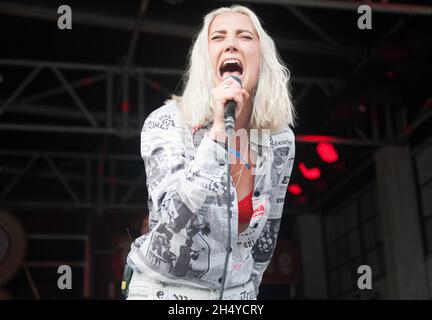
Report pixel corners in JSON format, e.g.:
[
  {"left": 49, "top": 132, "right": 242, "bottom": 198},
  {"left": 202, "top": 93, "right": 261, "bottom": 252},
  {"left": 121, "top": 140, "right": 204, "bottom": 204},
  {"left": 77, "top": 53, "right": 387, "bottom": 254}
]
[
  {"left": 223, "top": 0, "right": 432, "bottom": 16},
  {"left": 0, "top": 58, "right": 179, "bottom": 138},
  {"left": 0, "top": 150, "right": 147, "bottom": 214},
  {"left": 0, "top": 0, "right": 430, "bottom": 300},
  {"left": 0, "top": 51, "right": 400, "bottom": 217},
  {"left": 0, "top": 1, "right": 361, "bottom": 58},
  {"left": 0, "top": 58, "right": 356, "bottom": 139}
]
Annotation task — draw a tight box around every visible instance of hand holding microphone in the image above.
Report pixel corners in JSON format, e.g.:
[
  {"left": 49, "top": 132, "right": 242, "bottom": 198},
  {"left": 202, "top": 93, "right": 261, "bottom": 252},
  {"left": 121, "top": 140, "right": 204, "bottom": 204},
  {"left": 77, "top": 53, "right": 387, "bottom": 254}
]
[
  {"left": 224, "top": 75, "right": 243, "bottom": 133},
  {"left": 209, "top": 76, "right": 249, "bottom": 140}
]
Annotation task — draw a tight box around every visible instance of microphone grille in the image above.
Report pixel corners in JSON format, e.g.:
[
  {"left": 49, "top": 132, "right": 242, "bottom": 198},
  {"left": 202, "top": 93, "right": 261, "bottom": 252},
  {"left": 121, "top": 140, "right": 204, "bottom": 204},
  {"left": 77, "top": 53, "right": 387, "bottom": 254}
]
[{"left": 228, "top": 75, "right": 242, "bottom": 87}]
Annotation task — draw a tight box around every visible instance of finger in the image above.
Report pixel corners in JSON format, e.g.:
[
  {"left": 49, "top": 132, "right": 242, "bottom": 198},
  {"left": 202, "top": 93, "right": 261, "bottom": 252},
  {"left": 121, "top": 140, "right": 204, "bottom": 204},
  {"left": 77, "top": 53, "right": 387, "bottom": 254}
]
[
  {"left": 221, "top": 76, "right": 242, "bottom": 88},
  {"left": 220, "top": 87, "right": 242, "bottom": 99},
  {"left": 232, "top": 92, "right": 244, "bottom": 107},
  {"left": 241, "top": 89, "right": 250, "bottom": 100}
]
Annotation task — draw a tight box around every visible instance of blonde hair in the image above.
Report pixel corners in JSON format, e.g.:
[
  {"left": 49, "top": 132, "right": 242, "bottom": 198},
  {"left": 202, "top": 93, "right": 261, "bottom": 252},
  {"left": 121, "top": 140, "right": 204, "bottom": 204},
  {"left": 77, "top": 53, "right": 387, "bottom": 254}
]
[{"left": 173, "top": 5, "right": 296, "bottom": 132}]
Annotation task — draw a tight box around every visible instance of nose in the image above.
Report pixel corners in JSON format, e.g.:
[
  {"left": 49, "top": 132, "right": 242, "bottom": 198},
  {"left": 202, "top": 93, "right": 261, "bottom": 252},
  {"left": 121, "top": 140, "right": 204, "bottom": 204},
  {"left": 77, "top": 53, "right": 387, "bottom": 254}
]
[
  {"left": 224, "top": 36, "right": 239, "bottom": 53},
  {"left": 224, "top": 45, "right": 238, "bottom": 53}
]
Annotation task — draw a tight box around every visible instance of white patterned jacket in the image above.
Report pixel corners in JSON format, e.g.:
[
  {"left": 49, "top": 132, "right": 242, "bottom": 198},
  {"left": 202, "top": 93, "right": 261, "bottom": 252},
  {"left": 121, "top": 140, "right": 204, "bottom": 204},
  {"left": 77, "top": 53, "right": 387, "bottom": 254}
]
[{"left": 127, "top": 100, "right": 295, "bottom": 296}]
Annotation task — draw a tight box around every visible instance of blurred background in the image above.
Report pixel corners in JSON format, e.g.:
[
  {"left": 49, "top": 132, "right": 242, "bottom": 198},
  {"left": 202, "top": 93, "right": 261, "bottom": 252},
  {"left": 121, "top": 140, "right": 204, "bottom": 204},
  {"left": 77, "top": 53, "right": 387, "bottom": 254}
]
[{"left": 0, "top": 0, "right": 431, "bottom": 300}]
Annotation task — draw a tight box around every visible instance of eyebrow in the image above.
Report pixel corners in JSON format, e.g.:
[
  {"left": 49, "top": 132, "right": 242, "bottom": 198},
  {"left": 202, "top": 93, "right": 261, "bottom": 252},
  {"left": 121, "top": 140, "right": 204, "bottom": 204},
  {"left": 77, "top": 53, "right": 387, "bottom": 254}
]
[{"left": 210, "top": 29, "right": 255, "bottom": 36}]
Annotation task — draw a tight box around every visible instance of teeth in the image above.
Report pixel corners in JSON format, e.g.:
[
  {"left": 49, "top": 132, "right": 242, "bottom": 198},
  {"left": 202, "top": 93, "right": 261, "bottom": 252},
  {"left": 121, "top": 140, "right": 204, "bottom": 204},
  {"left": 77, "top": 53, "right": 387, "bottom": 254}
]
[{"left": 223, "top": 59, "right": 241, "bottom": 66}]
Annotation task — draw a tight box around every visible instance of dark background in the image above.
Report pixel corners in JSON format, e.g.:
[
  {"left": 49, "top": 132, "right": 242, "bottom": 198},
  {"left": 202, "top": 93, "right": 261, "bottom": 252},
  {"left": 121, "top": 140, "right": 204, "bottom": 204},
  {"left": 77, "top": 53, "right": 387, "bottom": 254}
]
[{"left": 0, "top": 0, "right": 431, "bottom": 300}]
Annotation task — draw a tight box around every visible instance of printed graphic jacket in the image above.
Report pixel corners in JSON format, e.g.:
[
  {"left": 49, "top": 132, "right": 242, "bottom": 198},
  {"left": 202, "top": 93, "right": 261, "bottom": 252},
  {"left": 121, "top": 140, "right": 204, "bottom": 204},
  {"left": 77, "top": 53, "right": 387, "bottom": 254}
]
[{"left": 127, "top": 100, "right": 295, "bottom": 296}]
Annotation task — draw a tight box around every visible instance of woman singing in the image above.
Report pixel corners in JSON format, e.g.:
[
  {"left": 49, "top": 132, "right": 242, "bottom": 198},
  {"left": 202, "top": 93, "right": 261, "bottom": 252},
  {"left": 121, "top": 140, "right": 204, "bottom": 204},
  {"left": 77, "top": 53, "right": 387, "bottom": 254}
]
[{"left": 126, "top": 5, "right": 296, "bottom": 300}]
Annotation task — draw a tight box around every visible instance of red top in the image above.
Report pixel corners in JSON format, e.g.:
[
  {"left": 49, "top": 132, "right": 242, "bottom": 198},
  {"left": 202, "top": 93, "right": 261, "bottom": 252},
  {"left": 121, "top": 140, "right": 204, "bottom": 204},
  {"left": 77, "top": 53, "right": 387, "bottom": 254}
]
[{"left": 238, "top": 191, "right": 254, "bottom": 224}]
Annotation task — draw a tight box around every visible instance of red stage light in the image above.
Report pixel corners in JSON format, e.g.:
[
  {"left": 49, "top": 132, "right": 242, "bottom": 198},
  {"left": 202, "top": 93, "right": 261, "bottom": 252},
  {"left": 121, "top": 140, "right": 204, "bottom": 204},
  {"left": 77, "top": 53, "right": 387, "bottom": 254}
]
[
  {"left": 288, "top": 184, "right": 302, "bottom": 195},
  {"left": 316, "top": 142, "right": 339, "bottom": 163},
  {"left": 299, "top": 162, "right": 321, "bottom": 180},
  {"left": 298, "top": 135, "right": 335, "bottom": 143},
  {"left": 297, "top": 195, "right": 308, "bottom": 205},
  {"left": 121, "top": 100, "right": 130, "bottom": 113}
]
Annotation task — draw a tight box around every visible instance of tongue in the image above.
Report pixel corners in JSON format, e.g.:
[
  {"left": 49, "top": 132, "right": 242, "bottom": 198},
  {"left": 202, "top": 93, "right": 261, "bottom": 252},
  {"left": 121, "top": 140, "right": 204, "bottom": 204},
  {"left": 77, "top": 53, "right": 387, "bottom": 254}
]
[{"left": 222, "top": 71, "right": 242, "bottom": 78}]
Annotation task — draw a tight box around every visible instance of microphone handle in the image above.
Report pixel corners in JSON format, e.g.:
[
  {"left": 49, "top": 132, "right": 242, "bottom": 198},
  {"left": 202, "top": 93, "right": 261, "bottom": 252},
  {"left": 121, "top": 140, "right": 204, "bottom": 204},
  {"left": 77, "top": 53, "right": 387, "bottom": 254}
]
[{"left": 224, "top": 100, "right": 236, "bottom": 132}]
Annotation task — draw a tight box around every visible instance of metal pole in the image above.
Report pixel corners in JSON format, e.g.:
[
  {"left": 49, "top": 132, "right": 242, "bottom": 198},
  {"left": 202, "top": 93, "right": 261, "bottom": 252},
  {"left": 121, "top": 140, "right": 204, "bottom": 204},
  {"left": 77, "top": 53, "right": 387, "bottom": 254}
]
[
  {"left": 106, "top": 71, "right": 113, "bottom": 129},
  {"left": 286, "top": 6, "right": 356, "bottom": 62},
  {"left": 124, "top": 0, "right": 149, "bottom": 68},
  {"left": 51, "top": 67, "right": 99, "bottom": 127},
  {"left": 122, "top": 70, "right": 129, "bottom": 138},
  {"left": 0, "top": 58, "right": 185, "bottom": 75},
  {"left": 138, "top": 70, "right": 145, "bottom": 126},
  {"left": 1, "top": 201, "right": 147, "bottom": 212},
  {"left": 2, "top": 167, "right": 139, "bottom": 187},
  {"left": 0, "top": 66, "right": 42, "bottom": 117},
  {"left": 312, "top": 158, "right": 374, "bottom": 210},
  {"left": 230, "top": 0, "right": 432, "bottom": 15},
  {"left": 19, "top": 73, "right": 107, "bottom": 105},
  {"left": 23, "top": 265, "right": 41, "bottom": 300},
  {"left": 43, "top": 155, "right": 81, "bottom": 203},
  {"left": 295, "top": 83, "right": 312, "bottom": 105},
  {"left": 3, "top": 102, "right": 140, "bottom": 125},
  {"left": 0, "top": 149, "right": 139, "bottom": 160},
  {"left": 0, "top": 58, "right": 343, "bottom": 84},
  {"left": 371, "top": 103, "right": 379, "bottom": 140},
  {"left": 110, "top": 160, "right": 115, "bottom": 204},
  {"left": 0, "top": 123, "right": 120, "bottom": 135},
  {"left": 120, "top": 172, "right": 146, "bottom": 204},
  {"left": 28, "top": 234, "right": 89, "bottom": 241},
  {"left": 85, "top": 159, "right": 91, "bottom": 203},
  {"left": 97, "top": 157, "right": 104, "bottom": 216},
  {"left": 384, "top": 104, "right": 394, "bottom": 141},
  {"left": 83, "top": 238, "right": 91, "bottom": 299},
  {"left": 393, "top": 96, "right": 432, "bottom": 141},
  {"left": 0, "top": 155, "right": 38, "bottom": 201},
  {"left": 0, "top": 3, "right": 356, "bottom": 56}
]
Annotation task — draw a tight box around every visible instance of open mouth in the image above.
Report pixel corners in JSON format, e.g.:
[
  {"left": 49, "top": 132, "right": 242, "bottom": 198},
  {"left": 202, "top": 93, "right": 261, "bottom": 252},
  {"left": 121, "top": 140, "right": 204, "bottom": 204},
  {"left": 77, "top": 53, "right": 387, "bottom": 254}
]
[{"left": 219, "top": 58, "right": 243, "bottom": 79}]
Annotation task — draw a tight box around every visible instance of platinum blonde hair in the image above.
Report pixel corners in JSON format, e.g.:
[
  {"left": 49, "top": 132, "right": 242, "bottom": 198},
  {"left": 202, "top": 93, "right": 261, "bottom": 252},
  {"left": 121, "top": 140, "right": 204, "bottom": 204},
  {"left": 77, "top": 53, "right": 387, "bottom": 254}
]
[{"left": 173, "top": 5, "right": 296, "bottom": 132}]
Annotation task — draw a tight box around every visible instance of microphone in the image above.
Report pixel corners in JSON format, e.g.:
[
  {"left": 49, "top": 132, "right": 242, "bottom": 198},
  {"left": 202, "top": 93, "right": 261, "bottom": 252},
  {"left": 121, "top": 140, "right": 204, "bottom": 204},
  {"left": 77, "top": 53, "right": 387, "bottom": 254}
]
[
  {"left": 224, "top": 75, "right": 242, "bottom": 133},
  {"left": 220, "top": 74, "right": 242, "bottom": 300}
]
